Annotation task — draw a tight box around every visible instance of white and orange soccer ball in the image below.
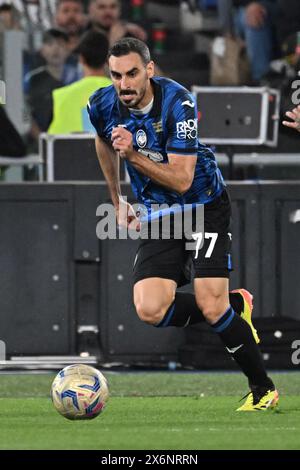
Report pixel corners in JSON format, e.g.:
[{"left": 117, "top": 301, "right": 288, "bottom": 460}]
[{"left": 51, "top": 364, "right": 109, "bottom": 420}]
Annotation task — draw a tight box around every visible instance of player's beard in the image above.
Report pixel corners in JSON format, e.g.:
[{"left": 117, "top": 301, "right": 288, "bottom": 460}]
[{"left": 119, "top": 85, "right": 147, "bottom": 109}]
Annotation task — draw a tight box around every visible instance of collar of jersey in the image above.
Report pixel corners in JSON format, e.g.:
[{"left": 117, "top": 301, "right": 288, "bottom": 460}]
[{"left": 117, "top": 78, "right": 162, "bottom": 119}]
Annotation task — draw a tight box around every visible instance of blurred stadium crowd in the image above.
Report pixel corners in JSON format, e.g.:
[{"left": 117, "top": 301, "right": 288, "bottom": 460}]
[{"left": 1, "top": 0, "right": 300, "bottom": 162}]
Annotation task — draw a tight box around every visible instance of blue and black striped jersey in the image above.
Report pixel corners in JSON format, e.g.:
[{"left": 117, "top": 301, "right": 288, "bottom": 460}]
[{"left": 87, "top": 76, "right": 225, "bottom": 211}]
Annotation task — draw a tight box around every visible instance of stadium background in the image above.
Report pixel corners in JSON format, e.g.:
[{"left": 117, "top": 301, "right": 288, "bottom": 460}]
[{"left": 0, "top": 0, "right": 300, "bottom": 451}]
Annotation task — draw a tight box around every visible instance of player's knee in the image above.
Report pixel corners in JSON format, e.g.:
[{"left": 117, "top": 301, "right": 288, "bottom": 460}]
[
  {"left": 135, "top": 300, "right": 170, "bottom": 325},
  {"left": 196, "top": 294, "right": 226, "bottom": 324}
]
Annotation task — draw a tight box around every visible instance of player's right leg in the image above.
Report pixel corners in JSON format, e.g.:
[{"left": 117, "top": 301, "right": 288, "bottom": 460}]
[
  {"left": 132, "top": 238, "right": 206, "bottom": 327},
  {"left": 134, "top": 277, "right": 176, "bottom": 326}
]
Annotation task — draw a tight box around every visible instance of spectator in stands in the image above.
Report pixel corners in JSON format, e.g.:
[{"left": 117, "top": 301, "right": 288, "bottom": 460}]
[
  {"left": 283, "top": 105, "right": 300, "bottom": 133},
  {"left": 48, "top": 30, "right": 111, "bottom": 134},
  {"left": 24, "top": 0, "right": 85, "bottom": 87},
  {"left": 87, "top": 0, "right": 147, "bottom": 45},
  {"left": 54, "top": 0, "right": 87, "bottom": 51},
  {"left": 25, "top": 29, "right": 70, "bottom": 146},
  {"left": 0, "top": 2, "right": 21, "bottom": 31},
  {"left": 54, "top": 0, "right": 88, "bottom": 84},
  {"left": 219, "top": 0, "right": 278, "bottom": 82}
]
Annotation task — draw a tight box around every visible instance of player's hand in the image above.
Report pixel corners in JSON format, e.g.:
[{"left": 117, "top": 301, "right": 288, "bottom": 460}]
[
  {"left": 111, "top": 126, "right": 134, "bottom": 159},
  {"left": 245, "top": 2, "right": 266, "bottom": 28},
  {"left": 116, "top": 197, "right": 140, "bottom": 232},
  {"left": 283, "top": 105, "right": 300, "bottom": 133}
]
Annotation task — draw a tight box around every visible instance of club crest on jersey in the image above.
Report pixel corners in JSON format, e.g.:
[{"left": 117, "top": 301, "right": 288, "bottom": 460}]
[{"left": 136, "top": 129, "right": 147, "bottom": 148}]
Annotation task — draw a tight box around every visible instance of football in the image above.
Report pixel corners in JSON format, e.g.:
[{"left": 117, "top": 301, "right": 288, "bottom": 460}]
[{"left": 51, "top": 364, "right": 109, "bottom": 420}]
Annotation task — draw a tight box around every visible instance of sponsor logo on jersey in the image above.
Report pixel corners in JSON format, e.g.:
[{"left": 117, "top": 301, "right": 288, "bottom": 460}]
[
  {"left": 176, "top": 119, "right": 197, "bottom": 139},
  {"left": 136, "top": 129, "right": 147, "bottom": 148},
  {"left": 138, "top": 149, "right": 164, "bottom": 162}
]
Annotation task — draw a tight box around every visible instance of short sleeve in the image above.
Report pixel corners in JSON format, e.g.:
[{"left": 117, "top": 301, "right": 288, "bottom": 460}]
[
  {"left": 166, "top": 91, "right": 198, "bottom": 155},
  {"left": 87, "top": 95, "right": 105, "bottom": 138}
]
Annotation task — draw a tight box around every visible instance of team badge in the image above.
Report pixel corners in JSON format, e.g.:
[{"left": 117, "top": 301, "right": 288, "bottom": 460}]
[{"left": 136, "top": 129, "right": 147, "bottom": 148}]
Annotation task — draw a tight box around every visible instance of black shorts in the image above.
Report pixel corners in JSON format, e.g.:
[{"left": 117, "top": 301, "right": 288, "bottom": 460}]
[{"left": 133, "top": 189, "right": 233, "bottom": 287}]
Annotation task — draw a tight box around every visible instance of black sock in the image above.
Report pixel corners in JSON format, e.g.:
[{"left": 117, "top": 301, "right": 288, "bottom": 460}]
[
  {"left": 211, "top": 306, "right": 273, "bottom": 389},
  {"left": 155, "top": 292, "right": 205, "bottom": 327},
  {"left": 155, "top": 292, "right": 244, "bottom": 328},
  {"left": 229, "top": 292, "right": 243, "bottom": 315}
]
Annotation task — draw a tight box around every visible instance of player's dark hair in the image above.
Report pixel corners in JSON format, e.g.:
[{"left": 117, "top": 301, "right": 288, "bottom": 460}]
[
  {"left": 75, "top": 30, "right": 109, "bottom": 68},
  {"left": 108, "top": 38, "right": 151, "bottom": 66}
]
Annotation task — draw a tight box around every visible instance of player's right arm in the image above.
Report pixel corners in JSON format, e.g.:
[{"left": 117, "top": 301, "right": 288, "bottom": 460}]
[
  {"left": 95, "top": 134, "right": 140, "bottom": 231},
  {"left": 95, "top": 135, "right": 121, "bottom": 208},
  {"left": 88, "top": 90, "right": 139, "bottom": 230}
]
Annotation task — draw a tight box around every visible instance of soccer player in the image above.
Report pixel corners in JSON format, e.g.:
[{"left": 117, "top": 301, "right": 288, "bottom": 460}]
[{"left": 87, "top": 38, "right": 279, "bottom": 411}]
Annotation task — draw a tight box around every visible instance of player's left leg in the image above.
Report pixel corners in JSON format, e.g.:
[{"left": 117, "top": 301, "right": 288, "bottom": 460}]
[
  {"left": 191, "top": 189, "right": 278, "bottom": 410},
  {"left": 194, "top": 276, "right": 278, "bottom": 411}
]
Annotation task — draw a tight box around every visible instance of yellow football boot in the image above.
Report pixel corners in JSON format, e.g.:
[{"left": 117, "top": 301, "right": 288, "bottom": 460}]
[{"left": 237, "top": 388, "right": 279, "bottom": 411}]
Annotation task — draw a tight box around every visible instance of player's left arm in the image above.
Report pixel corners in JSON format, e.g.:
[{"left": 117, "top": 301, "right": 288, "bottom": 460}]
[
  {"left": 111, "top": 126, "right": 196, "bottom": 194},
  {"left": 111, "top": 91, "right": 198, "bottom": 194}
]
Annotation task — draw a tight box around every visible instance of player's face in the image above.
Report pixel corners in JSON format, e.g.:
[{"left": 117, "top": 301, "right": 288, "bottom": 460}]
[
  {"left": 89, "top": 0, "right": 120, "bottom": 29},
  {"left": 109, "top": 52, "right": 155, "bottom": 109},
  {"left": 55, "top": 1, "right": 86, "bottom": 35}
]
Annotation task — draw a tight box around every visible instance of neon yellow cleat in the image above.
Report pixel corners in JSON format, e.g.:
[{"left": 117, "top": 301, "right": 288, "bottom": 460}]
[
  {"left": 237, "top": 388, "right": 279, "bottom": 411},
  {"left": 231, "top": 288, "right": 260, "bottom": 344}
]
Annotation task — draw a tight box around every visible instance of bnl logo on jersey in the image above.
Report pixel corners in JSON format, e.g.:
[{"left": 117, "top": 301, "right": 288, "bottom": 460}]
[
  {"left": 0, "top": 80, "right": 6, "bottom": 104},
  {"left": 176, "top": 119, "right": 198, "bottom": 139}
]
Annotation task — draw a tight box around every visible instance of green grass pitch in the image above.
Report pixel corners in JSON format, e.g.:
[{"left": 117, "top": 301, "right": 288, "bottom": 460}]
[{"left": 0, "top": 371, "right": 299, "bottom": 450}]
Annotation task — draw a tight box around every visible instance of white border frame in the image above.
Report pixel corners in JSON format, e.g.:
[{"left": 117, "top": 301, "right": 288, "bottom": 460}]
[
  {"left": 191, "top": 86, "right": 280, "bottom": 146},
  {"left": 40, "top": 133, "right": 130, "bottom": 183}
]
